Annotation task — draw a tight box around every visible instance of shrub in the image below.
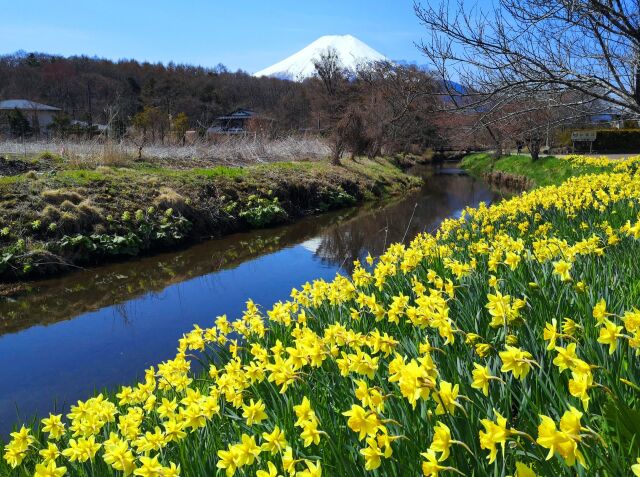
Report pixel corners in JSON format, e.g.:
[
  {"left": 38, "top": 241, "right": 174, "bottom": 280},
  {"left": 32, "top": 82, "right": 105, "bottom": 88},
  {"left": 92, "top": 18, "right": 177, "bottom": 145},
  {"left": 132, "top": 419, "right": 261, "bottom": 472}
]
[
  {"left": 239, "top": 195, "right": 288, "bottom": 227},
  {"left": 593, "top": 129, "right": 640, "bottom": 152},
  {"left": 565, "top": 129, "right": 640, "bottom": 153}
]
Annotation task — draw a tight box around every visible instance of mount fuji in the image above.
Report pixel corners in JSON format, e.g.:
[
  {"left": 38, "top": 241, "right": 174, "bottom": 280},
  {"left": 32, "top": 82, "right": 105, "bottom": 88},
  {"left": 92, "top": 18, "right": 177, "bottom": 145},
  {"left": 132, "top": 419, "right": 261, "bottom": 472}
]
[{"left": 254, "top": 34, "right": 387, "bottom": 81}]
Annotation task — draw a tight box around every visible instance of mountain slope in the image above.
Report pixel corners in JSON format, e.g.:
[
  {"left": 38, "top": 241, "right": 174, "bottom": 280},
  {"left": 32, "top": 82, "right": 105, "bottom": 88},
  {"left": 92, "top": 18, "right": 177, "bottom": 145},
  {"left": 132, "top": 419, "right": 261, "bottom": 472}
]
[{"left": 254, "top": 35, "right": 387, "bottom": 81}]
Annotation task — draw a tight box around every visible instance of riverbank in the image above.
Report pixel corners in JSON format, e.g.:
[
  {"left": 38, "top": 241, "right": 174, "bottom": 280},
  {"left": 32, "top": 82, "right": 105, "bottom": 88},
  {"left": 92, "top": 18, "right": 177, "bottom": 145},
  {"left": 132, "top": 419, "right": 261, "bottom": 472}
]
[
  {"left": 0, "top": 154, "right": 422, "bottom": 282},
  {"left": 460, "top": 152, "right": 612, "bottom": 187},
  {"left": 3, "top": 165, "right": 640, "bottom": 475}
]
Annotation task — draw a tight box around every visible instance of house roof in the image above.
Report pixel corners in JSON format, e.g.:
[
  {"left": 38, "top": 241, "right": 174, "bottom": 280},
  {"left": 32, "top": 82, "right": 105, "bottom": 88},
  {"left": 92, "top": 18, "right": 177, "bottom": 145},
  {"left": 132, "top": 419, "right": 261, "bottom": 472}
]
[
  {"left": 216, "top": 108, "right": 257, "bottom": 120},
  {"left": 0, "top": 99, "right": 61, "bottom": 111},
  {"left": 71, "top": 120, "right": 108, "bottom": 131}
]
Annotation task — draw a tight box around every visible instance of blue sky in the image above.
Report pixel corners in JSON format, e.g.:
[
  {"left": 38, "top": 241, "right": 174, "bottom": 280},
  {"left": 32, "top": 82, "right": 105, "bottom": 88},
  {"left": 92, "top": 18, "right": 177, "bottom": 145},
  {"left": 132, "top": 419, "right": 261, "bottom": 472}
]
[{"left": 1, "top": 1, "right": 427, "bottom": 73}]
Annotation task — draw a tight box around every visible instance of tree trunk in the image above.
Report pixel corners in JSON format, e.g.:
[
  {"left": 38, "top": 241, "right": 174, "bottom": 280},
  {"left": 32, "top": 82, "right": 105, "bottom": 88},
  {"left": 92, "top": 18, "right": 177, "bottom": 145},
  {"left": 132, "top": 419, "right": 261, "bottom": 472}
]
[
  {"left": 492, "top": 144, "right": 503, "bottom": 160},
  {"left": 331, "top": 149, "right": 341, "bottom": 166},
  {"left": 530, "top": 148, "right": 540, "bottom": 161},
  {"left": 485, "top": 125, "right": 502, "bottom": 160},
  {"left": 330, "top": 133, "right": 343, "bottom": 166},
  {"left": 528, "top": 138, "right": 541, "bottom": 161}
]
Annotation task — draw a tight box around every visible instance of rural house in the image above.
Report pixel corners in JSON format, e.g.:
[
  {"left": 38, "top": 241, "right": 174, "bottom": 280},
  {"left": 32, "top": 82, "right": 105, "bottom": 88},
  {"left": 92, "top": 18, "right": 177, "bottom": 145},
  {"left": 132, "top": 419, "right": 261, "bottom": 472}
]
[
  {"left": 0, "top": 99, "right": 61, "bottom": 134},
  {"left": 207, "top": 108, "right": 274, "bottom": 137}
]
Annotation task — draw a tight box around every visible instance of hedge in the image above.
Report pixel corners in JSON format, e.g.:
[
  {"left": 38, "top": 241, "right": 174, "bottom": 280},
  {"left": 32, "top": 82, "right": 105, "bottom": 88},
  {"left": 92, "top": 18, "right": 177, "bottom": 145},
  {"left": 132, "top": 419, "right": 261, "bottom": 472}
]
[{"left": 569, "top": 129, "right": 640, "bottom": 153}]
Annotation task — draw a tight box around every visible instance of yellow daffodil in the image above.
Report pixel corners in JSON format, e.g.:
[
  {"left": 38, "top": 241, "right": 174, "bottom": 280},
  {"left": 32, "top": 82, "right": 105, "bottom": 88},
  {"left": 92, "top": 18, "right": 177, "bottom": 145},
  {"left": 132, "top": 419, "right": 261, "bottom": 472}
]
[
  {"left": 499, "top": 346, "right": 535, "bottom": 380},
  {"left": 242, "top": 398, "right": 268, "bottom": 425},
  {"left": 342, "top": 404, "right": 383, "bottom": 440},
  {"left": 33, "top": 460, "right": 67, "bottom": 477},
  {"left": 479, "top": 409, "right": 510, "bottom": 464}
]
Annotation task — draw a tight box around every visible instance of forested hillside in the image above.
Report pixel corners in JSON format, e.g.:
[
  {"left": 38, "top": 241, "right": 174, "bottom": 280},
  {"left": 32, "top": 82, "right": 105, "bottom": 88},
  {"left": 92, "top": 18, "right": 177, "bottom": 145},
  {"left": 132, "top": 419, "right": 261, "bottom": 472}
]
[
  {"left": 0, "top": 51, "right": 312, "bottom": 132},
  {"left": 0, "top": 51, "right": 444, "bottom": 156}
]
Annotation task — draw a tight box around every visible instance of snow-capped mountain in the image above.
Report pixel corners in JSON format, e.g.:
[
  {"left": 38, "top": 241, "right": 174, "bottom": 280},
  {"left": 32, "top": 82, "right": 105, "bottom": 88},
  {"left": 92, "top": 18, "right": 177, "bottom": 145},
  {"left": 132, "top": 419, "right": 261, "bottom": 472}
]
[{"left": 254, "top": 34, "right": 387, "bottom": 81}]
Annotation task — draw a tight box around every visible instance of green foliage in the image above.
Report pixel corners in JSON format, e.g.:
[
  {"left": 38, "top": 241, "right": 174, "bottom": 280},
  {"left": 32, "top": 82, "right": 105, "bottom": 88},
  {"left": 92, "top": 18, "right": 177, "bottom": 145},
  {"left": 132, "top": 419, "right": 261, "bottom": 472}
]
[
  {"left": 0, "top": 207, "right": 192, "bottom": 277},
  {"left": 318, "top": 189, "right": 356, "bottom": 212},
  {"left": 329, "top": 190, "right": 356, "bottom": 207},
  {"left": 3, "top": 108, "right": 31, "bottom": 136},
  {"left": 0, "top": 238, "right": 27, "bottom": 274},
  {"left": 57, "top": 212, "right": 191, "bottom": 257},
  {"left": 239, "top": 195, "right": 288, "bottom": 228},
  {"left": 132, "top": 105, "right": 169, "bottom": 141},
  {"left": 171, "top": 112, "right": 189, "bottom": 141},
  {"left": 49, "top": 113, "right": 72, "bottom": 135},
  {"left": 603, "top": 399, "right": 640, "bottom": 454},
  {"left": 593, "top": 129, "right": 640, "bottom": 152},
  {"left": 557, "top": 129, "right": 640, "bottom": 152}
]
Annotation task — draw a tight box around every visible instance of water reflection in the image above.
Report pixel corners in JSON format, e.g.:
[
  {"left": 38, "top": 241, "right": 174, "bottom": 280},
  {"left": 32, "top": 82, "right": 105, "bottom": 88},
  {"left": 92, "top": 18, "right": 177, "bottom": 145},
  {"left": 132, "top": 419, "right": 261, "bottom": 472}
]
[
  {"left": 314, "top": 169, "right": 491, "bottom": 267},
  {"left": 0, "top": 207, "right": 362, "bottom": 335},
  {"left": 0, "top": 167, "right": 499, "bottom": 435}
]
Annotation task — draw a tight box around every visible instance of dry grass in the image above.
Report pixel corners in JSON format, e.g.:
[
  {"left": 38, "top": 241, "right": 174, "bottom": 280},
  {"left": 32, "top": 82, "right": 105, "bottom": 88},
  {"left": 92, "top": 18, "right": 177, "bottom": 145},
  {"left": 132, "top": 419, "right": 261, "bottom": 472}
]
[
  {"left": 0, "top": 136, "right": 331, "bottom": 168},
  {"left": 41, "top": 189, "right": 84, "bottom": 205},
  {"left": 154, "top": 186, "right": 188, "bottom": 213},
  {"left": 47, "top": 198, "right": 103, "bottom": 234}
]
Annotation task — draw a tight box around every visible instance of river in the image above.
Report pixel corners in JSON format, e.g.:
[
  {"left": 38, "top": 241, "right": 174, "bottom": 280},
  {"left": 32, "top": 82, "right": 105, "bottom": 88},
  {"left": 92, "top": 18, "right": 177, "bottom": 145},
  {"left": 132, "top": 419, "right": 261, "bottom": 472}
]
[{"left": 0, "top": 166, "right": 499, "bottom": 435}]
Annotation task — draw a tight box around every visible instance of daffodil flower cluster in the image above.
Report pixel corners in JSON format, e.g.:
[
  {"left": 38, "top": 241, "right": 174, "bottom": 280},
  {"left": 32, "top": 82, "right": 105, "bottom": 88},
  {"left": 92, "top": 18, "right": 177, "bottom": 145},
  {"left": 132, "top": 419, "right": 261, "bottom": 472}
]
[{"left": 4, "top": 168, "right": 640, "bottom": 476}]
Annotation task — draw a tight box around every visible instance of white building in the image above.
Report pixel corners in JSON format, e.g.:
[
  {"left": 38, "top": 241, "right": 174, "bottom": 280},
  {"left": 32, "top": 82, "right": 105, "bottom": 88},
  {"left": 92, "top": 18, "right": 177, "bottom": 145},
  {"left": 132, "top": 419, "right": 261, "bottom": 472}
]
[{"left": 0, "top": 99, "right": 61, "bottom": 133}]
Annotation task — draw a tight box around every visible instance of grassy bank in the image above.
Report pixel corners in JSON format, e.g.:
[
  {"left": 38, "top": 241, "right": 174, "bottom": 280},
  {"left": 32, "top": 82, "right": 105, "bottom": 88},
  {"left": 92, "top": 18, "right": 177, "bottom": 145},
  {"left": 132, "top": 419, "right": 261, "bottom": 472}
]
[
  {"left": 460, "top": 153, "right": 625, "bottom": 187},
  {"left": 4, "top": 163, "right": 640, "bottom": 475},
  {"left": 0, "top": 154, "right": 421, "bottom": 281}
]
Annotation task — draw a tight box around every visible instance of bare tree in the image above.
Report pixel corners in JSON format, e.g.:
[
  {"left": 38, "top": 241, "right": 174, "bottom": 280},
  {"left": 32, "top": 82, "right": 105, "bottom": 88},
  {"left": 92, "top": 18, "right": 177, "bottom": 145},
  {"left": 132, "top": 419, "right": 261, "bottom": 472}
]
[
  {"left": 312, "top": 48, "right": 350, "bottom": 165},
  {"left": 356, "top": 61, "right": 439, "bottom": 155},
  {"left": 473, "top": 88, "right": 591, "bottom": 159},
  {"left": 313, "top": 47, "right": 344, "bottom": 97},
  {"left": 337, "top": 105, "right": 369, "bottom": 159},
  {"left": 415, "top": 0, "right": 640, "bottom": 143}
]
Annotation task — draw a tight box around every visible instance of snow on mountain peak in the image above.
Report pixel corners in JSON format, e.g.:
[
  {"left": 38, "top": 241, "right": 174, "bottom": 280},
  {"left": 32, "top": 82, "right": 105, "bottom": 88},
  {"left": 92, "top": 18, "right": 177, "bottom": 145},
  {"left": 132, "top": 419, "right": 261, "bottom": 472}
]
[{"left": 254, "top": 35, "right": 387, "bottom": 81}]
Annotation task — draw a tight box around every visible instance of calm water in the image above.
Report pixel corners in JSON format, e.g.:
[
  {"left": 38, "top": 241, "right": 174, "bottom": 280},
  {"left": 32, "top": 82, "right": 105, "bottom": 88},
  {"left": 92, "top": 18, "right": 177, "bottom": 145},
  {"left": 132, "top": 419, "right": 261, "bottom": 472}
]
[{"left": 0, "top": 167, "right": 499, "bottom": 435}]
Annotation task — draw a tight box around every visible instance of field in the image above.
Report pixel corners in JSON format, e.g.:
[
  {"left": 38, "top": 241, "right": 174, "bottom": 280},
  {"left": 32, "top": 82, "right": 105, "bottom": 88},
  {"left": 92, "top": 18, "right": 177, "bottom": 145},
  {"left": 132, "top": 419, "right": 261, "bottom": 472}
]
[
  {"left": 0, "top": 137, "right": 332, "bottom": 167},
  {"left": 4, "top": 155, "right": 640, "bottom": 476}
]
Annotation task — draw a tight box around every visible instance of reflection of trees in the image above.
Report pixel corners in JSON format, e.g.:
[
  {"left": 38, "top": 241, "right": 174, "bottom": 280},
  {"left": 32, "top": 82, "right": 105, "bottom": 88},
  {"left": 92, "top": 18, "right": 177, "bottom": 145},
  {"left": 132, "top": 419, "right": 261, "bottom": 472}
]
[
  {"left": 0, "top": 207, "right": 361, "bottom": 335},
  {"left": 314, "top": 173, "right": 499, "bottom": 271}
]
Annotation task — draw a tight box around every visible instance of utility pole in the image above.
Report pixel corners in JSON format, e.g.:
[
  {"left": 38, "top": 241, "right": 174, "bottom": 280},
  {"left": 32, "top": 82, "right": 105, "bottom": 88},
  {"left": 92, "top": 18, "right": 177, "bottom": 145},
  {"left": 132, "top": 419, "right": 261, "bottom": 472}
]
[
  {"left": 634, "top": 44, "right": 640, "bottom": 116},
  {"left": 545, "top": 95, "right": 551, "bottom": 151},
  {"left": 87, "top": 81, "right": 93, "bottom": 127}
]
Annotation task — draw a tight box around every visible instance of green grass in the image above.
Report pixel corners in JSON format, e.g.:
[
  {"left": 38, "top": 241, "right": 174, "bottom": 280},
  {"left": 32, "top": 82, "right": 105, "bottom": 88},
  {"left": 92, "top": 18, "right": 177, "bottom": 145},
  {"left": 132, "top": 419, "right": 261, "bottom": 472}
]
[
  {"left": 130, "top": 164, "right": 246, "bottom": 181},
  {"left": 461, "top": 153, "right": 606, "bottom": 187},
  {"left": 0, "top": 175, "right": 28, "bottom": 186},
  {"left": 191, "top": 166, "right": 246, "bottom": 179},
  {"left": 257, "top": 161, "right": 319, "bottom": 171},
  {"left": 57, "top": 169, "right": 110, "bottom": 185}
]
